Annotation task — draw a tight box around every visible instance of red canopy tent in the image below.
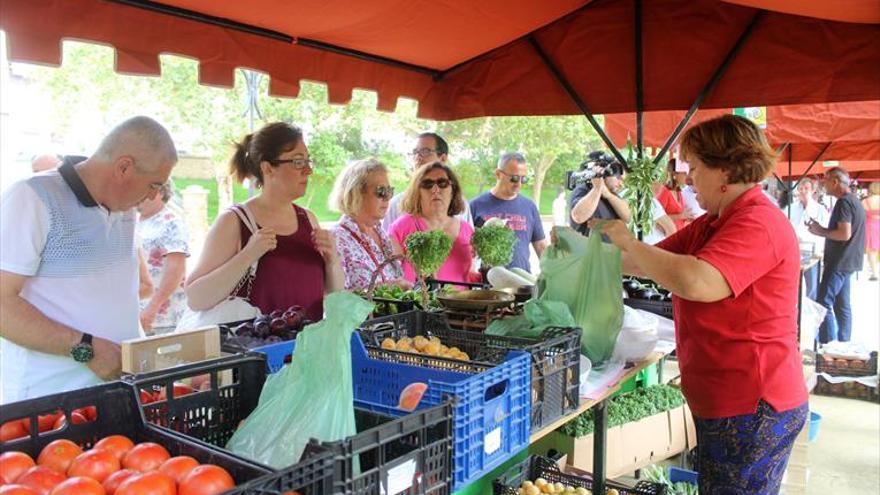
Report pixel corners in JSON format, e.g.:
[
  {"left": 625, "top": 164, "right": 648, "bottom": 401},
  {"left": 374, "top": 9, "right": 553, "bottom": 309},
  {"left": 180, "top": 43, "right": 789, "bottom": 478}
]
[
  {"left": 1, "top": 1, "right": 877, "bottom": 122},
  {"left": 604, "top": 101, "right": 880, "bottom": 180}
]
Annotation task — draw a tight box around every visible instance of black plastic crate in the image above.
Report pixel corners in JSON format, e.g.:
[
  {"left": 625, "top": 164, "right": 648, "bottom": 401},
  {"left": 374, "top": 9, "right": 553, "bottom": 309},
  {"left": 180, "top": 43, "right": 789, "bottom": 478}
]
[
  {"left": 127, "top": 353, "right": 454, "bottom": 494},
  {"left": 493, "top": 455, "right": 666, "bottom": 495},
  {"left": 0, "top": 381, "right": 269, "bottom": 488},
  {"left": 816, "top": 351, "right": 878, "bottom": 377},
  {"left": 227, "top": 450, "right": 336, "bottom": 495},
  {"left": 813, "top": 375, "right": 880, "bottom": 403},
  {"left": 624, "top": 298, "right": 673, "bottom": 319},
  {"left": 361, "top": 310, "right": 581, "bottom": 431}
]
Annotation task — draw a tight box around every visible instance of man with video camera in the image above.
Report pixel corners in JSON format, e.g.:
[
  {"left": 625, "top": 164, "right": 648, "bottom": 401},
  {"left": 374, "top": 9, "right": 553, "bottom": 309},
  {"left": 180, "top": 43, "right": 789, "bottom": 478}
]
[{"left": 568, "top": 151, "right": 631, "bottom": 237}]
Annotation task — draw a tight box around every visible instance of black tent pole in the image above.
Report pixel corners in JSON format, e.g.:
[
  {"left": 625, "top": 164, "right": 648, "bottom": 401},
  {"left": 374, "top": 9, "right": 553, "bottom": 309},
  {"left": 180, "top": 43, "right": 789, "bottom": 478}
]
[
  {"left": 528, "top": 35, "right": 627, "bottom": 166},
  {"left": 654, "top": 10, "right": 766, "bottom": 164},
  {"left": 788, "top": 144, "right": 793, "bottom": 219},
  {"left": 635, "top": 0, "right": 644, "bottom": 159},
  {"left": 793, "top": 143, "right": 833, "bottom": 190}
]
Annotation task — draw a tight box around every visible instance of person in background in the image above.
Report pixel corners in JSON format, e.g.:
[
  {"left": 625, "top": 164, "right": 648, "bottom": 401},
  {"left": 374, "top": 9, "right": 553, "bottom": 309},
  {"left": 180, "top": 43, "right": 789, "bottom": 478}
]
[
  {"left": 569, "top": 157, "right": 631, "bottom": 238},
  {"left": 676, "top": 161, "right": 706, "bottom": 219},
  {"left": 185, "top": 122, "right": 344, "bottom": 322},
  {"left": 330, "top": 158, "right": 408, "bottom": 291},
  {"left": 788, "top": 178, "right": 829, "bottom": 252},
  {"left": 809, "top": 167, "right": 867, "bottom": 343},
  {"left": 552, "top": 186, "right": 568, "bottom": 226},
  {"left": 31, "top": 153, "right": 62, "bottom": 174},
  {"left": 469, "top": 152, "right": 547, "bottom": 272},
  {"left": 656, "top": 159, "right": 694, "bottom": 230},
  {"left": 381, "top": 132, "right": 472, "bottom": 231},
  {"left": 862, "top": 182, "right": 880, "bottom": 281},
  {"left": 642, "top": 187, "right": 677, "bottom": 245},
  {"left": 0, "top": 116, "right": 178, "bottom": 402},
  {"left": 389, "top": 162, "right": 475, "bottom": 284},
  {"left": 137, "top": 181, "right": 190, "bottom": 333},
  {"left": 596, "top": 114, "right": 807, "bottom": 494}
]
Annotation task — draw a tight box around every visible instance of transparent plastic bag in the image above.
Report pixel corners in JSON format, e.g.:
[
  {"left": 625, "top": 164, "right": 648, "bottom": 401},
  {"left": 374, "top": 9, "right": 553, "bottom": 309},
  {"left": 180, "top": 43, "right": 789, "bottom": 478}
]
[
  {"left": 226, "top": 292, "right": 374, "bottom": 468},
  {"left": 537, "top": 227, "right": 623, "bottom": 364}
]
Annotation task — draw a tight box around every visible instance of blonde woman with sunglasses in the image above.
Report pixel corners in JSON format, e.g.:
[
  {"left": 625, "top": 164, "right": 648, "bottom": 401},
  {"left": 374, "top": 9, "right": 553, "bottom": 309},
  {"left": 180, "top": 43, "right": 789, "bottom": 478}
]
[
  {"left": 329, "top": 158, "right": 408, "bottom": 291},
  {"left": 389, "top": 161, "right": 477, "bottom": 284}
]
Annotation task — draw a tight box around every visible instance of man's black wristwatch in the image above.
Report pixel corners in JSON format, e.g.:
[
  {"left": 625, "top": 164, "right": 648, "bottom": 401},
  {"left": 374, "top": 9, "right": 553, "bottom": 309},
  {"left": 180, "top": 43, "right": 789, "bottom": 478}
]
[{"left": 70, "top": 333, "right": 95, "bottom": 363}]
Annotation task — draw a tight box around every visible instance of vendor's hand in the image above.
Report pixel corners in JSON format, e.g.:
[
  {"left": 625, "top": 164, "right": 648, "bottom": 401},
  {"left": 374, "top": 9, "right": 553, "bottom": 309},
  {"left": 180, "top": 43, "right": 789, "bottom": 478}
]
[
  {"left": 243, "top": 227, "right": 277, "bottom": 263},
  {"left": 88, "top": 337, "right": 122, "bottom": 381},
  {"left": 589, "top": 219, "right": 637, "bottom": 251},
  {"left": 139, "top": 306, "right": 158, "bottom": 332},
  {"left": 806, "top": 219, "right": 823, "bottom": 236},
  {"left": 394, "top": 278, "right": 414, "bottom": 291},
  {"left": 312, "top": 227, "right": 338, "bottom": 261}
]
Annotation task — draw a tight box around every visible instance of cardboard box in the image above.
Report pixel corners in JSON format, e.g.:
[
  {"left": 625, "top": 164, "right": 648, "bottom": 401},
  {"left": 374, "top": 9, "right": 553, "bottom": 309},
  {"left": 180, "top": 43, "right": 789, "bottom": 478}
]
[
  {"left": 122, "top": 326, "right": 221, "bottom": 374},
  {"left": 546, "top": 404, "right": 697, "bottom": 478}
]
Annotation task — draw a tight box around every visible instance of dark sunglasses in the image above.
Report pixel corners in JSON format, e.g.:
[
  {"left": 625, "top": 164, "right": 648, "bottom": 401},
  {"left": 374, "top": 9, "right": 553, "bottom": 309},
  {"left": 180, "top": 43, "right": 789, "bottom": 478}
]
[
  {"left": 499, "top": 169, "right": 529, "bottom": 184},
  {"left": 374, "top": 185, "right": 395, "bottom": 199},
  {"left": 419, "top": 178, "right": 451, "bottom": 190}
]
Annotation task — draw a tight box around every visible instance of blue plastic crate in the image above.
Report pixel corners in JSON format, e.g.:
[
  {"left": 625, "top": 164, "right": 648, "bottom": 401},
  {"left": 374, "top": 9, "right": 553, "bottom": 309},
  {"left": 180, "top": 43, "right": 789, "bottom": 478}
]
[
  {"left": 258, "top": 333, "right": 532, "bottom": 490},
  {"left": 251, "top": 340, "right": 296, "bottom": 373},
  {"left": 350, "top": 334, "right": 531, "bottom": 490}
]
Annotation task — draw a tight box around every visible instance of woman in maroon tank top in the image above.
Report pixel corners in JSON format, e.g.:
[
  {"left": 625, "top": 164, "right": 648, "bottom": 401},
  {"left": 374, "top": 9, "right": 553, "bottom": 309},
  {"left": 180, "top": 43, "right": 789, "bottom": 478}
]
[{"left": 184, "top": 123, "right": 344, "bottom": 322}]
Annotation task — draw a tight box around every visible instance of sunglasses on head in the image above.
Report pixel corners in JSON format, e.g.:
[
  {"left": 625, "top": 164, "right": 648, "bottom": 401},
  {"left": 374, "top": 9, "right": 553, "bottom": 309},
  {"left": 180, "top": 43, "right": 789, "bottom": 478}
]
[
  {"left": 374, "top": 185, "right": 395, "bottom": 199},
  {"left": 419, "top": 178, "right": 451, "bottom": 190},
  {"left": 499, "top": 169, "right": 529, "bottom": 184}
]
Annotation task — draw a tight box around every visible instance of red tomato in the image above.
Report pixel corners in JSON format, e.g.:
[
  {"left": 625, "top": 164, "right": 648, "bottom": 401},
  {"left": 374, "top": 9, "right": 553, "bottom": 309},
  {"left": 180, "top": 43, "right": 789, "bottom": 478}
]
[
  {"left": 155, "top": 383, "right": 196, "bottom": 402},
  {"left": 102, "top": 469, "right": 138, "bottom": 495},
  {"left": 79, "top": 407, "right": 98, "bottom": 422},
  {"left": 92, "top": 436, "right": 135, "bottom": 462},
  {"left": 121, "top": 443, "right": 170, "bottom": 472},
  {"left": 36, "top": 440, "right": 82, "bottom": 474},
  {"left": 178, "top": 465, "right": 234, "bottom": 495},
  {"left": 48, "top": 476, "right": 105, "bottom": 495},
  {"left": 36, "top": 414, "right": 62, "bottom": 434},
  {"left": 139, "top": 390, "right": 158, "bottom": 405},
  {"left": 0, "top": 485, "right": 42, "bottom": 495},
  {"left": 0, "top": 421, "right": 28, "bottom": 442},
  {"left": 158, "top": 456, "right": 199, "bottom": 484},
  {"left": 50, "top": 417, "right": 65, "bottom": 432},
  {"left": 16, "top": 466, "right": 66, "bottom": 495},
  {"left": 0, "top": 452, "right": 36, "bottom": 484},
  {"left": 115, "top": 471, "right": 176, "bottom": 495},
  {"left": 67, "top": 449, "right": 120, "bottom": 483}
]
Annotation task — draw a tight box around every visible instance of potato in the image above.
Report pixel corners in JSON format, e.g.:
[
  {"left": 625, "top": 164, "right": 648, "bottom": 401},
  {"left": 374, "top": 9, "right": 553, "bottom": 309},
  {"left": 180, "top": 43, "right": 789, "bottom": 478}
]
[
  {"left": 607, "top": 490, "right": 619, "bottom": 495},
  {"left": 459, "top": 352, "right": 470, "bottom": 361},
  {"left": 524, "top": 485, "right": 540, "bottom": 495},
  {"left": 535, "top": 478, "right": 548, "bottom": 488},
  {"left": 553, "top": 482, "right": 565, "bottom": 493},
  {"left": 424, "top": 341, "right": 441, "bottom": 356},
  {"left": 439, "top": 344, "right": 449, "bottom": 354},
  {"left": 397, "top": 341, "right": 413, "bottom": 352},
  {"left": 381, "top": 338, "right": 396, "bottom": 350},
  {"left": 399, "top": 336, "right": 413, "bottom": 346},
  {"left": 413, "top": 336, "right": 429, "bottom": 351},
  {"left": 574, "top": 488, "right": 589, "bottom": 495},
  {"left": 429, "top": 336, "right": 441, "bottom": 344}
]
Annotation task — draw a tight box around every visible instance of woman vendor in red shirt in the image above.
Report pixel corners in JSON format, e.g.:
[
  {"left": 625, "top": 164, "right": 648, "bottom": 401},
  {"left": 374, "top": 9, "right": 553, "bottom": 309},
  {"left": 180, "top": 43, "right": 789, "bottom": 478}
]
[{"left": 596, "top": 115, "right": 807, "bottom": 494}]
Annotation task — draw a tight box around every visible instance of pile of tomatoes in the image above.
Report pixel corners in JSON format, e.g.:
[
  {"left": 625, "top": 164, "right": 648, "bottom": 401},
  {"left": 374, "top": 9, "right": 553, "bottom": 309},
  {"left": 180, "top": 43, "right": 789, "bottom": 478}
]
[
  {"left": 0, "top": 434, "right": 235, "bottom": 495},
  {"left": 0, "top": 408, "right": 98, "bottom": 443}
]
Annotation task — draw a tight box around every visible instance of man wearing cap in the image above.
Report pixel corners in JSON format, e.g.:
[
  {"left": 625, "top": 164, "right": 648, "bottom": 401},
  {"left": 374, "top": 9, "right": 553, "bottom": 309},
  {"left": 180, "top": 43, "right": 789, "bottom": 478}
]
[{"left": 569, "top": 156, "right": 631, "bottom": 238}]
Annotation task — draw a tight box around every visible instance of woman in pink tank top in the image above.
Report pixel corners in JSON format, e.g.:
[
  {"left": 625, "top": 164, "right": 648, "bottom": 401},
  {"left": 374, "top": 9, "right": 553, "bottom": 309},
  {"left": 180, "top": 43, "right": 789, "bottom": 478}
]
[
  {"left": 185, "top": 123, "right": 344, "bottom": 322},
  {"left": 388, "top": 162, "right": 476, "bottom": 284}
]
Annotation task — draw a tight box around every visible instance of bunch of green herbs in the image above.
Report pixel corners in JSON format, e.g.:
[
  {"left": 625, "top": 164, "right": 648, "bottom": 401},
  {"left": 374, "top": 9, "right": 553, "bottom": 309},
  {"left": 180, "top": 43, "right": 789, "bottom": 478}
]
[
  {"left": 405, "top": 230, "right": 453, "bottom": 307},
  {"left": 559, "top": 384, "right": 685, "bottom": 437},
  {"left": 620, "top": 141, "right": 668, "bottom": 238},
  {"left": 472, "top": 224, "right": 517, "bottom": 267}
]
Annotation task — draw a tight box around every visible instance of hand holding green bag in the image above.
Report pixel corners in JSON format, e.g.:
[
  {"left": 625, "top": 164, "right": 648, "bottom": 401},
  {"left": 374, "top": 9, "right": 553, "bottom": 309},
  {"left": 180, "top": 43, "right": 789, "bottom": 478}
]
[
  {"left": 536, "top": 226, "right": 623, "bottom": 364},
  {"left": 226, "top": 291, "right": 374, "bottom": 468}
]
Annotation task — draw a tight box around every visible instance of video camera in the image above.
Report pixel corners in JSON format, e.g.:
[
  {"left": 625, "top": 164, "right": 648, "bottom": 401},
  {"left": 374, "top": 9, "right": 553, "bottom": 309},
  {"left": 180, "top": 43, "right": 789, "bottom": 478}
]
[{"left": 565, "top": 151, "right": 624, "bottom": 190}]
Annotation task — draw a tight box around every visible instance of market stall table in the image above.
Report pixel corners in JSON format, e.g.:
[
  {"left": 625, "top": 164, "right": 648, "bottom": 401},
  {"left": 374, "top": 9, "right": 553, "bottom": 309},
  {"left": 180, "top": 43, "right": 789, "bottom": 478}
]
[{"left": 528, "top": 351, "right": 670, "bottom": 495}]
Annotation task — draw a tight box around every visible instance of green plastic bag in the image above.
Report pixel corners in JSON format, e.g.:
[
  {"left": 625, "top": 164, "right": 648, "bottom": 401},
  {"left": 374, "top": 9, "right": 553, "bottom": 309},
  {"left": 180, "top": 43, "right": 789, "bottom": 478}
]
[
  {"left": 536, "top": 227, "right": 623, "bottom": 364},
  {"left": 226, "top": 292, "right": 374, "bottom": 468},
  {"left": 485, "top": 299, "right": 576, "bottom": 339}
]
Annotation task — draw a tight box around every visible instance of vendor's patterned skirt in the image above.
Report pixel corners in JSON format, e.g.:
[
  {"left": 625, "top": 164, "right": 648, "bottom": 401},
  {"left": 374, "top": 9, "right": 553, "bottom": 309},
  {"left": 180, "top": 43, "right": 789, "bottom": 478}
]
[{"left": 693, "top": 400, "right": 808, "bottom": 495}]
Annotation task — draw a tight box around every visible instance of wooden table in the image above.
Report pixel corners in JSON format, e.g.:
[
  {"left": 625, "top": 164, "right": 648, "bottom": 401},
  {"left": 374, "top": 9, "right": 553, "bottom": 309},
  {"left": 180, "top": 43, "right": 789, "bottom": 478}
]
[{"left": 528, "top": 351, "right": 669, "bottom": 494}]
